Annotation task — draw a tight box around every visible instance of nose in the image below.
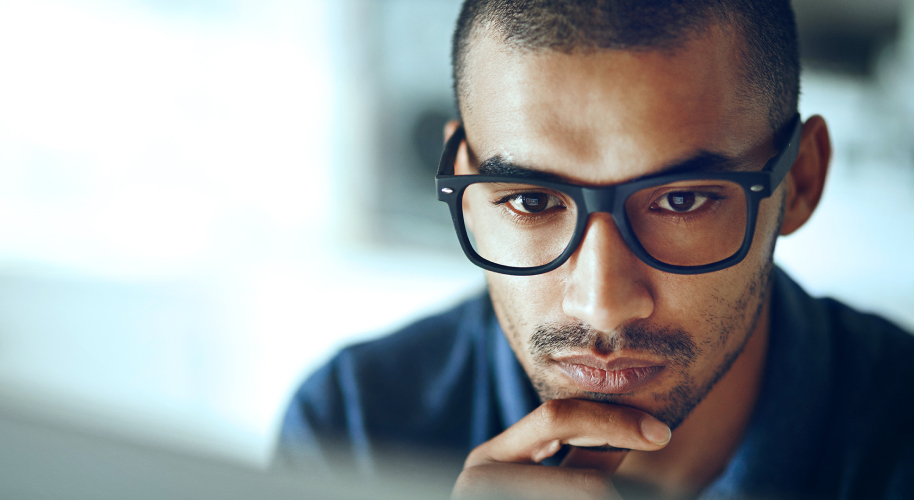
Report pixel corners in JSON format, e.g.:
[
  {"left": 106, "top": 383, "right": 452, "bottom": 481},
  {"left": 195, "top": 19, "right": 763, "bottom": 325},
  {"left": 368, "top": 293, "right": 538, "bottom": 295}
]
[{"left": 561, "top": 213, "right": 655, "bottom": 332}]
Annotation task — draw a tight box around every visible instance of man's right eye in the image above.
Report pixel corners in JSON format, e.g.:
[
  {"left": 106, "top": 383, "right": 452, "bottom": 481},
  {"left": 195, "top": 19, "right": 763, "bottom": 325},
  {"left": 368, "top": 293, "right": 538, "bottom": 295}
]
[{"left": 506, "top": 193, "right": 562, "bottom": 214}]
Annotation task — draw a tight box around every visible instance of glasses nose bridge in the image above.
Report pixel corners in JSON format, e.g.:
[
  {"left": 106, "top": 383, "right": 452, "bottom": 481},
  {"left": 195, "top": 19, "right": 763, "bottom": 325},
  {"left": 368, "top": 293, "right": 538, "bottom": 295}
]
[{"left": 581, "top": 185, "right": 617, "bottom": 217}]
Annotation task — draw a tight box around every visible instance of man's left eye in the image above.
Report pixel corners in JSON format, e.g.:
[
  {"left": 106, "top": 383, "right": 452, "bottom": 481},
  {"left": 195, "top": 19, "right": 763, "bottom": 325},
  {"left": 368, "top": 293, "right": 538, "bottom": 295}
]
[{"left": 652, "top": 191, "right": 709, "bottom": 213}]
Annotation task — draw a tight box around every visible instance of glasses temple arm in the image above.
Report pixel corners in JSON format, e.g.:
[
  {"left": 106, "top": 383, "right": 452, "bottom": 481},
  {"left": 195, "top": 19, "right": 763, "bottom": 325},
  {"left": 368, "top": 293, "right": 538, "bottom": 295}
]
[
  {"left": 437, "top": 125, "right": 465, "bottom": 177},
  {"left": 766, "top": 114, "right": 803, "bottom": 191}
]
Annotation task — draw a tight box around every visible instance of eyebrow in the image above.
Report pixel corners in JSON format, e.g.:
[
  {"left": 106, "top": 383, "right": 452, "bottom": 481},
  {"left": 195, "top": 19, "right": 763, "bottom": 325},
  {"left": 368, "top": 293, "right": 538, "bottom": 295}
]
[
  {"left": 476, "top": 151, "right": 744, "bottom": 183},
  {"left": 477, "top": 157, "right": 565, "bottom": 182},
  {"left": 650, "top": 151, "right": 747, "bottom": 178}
]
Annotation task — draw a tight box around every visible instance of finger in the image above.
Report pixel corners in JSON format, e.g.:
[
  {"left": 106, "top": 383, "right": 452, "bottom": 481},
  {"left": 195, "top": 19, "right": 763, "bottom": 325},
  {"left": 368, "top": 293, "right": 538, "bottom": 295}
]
[
  {"left": 453, "top": 463, "right": 621, "bottom": 500},
  {"left": 465, "top": 399, "right": 671, "bottom": 468},
  {"left": 561, "top": 447, "right": 628, "bottom": 474}
]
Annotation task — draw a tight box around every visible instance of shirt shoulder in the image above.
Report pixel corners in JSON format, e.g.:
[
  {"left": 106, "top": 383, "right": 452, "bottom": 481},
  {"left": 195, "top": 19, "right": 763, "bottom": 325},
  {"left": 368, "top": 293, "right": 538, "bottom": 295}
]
[
  {"left": 821, "top": 296, "right": 914, "bottom": 413},
  {"left": 275, "top": 292, "right": 493, "bottom": 472},
  {"left": 823, "top": 297, "right": 914, "bottom": 369},
  {"left": 815, "top": 297, "right": 914, "bottom": 498},
  {"left": 709, "top": 269, "right": 914, "bottom": 500}
]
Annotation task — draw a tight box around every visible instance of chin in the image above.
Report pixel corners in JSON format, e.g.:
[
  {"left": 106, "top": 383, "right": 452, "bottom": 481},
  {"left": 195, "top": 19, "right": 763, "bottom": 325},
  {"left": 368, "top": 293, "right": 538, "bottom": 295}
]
[{"left": 530, "top": 367, "right": 701, "bottom": 430}]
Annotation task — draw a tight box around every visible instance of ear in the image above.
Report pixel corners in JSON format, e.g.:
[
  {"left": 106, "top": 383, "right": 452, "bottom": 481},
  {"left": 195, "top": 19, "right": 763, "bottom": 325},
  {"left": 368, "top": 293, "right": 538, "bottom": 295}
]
[
  {"left": 444, "top": 119, "right": 461, "bottom": 143},
  {"left": 780, "top": 115, "right": 831, "bottom": 236},
  {"left": 443, "top": 119, "right": 475, "bottom": 175}
]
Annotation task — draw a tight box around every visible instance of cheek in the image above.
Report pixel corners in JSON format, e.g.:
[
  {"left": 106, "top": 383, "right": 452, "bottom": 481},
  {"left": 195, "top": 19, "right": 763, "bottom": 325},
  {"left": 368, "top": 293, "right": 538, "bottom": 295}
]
[
  {"left": 486, "top": 271, "right": 568, "bottom": 355},
  {"left": 487, "top": 272, "right": 567, "bottom": 321},
  {"left": 754, "top": 187, "right": 787, "bottom": 257},
  {"left": 651, "top": 187, "right": 783, "bottom": 326},
  {"left": 648, "top": 254, "right": 769, "bottom": 356},
  {"left": 649, "top": 273, "right": 725, "bottom": 350}
]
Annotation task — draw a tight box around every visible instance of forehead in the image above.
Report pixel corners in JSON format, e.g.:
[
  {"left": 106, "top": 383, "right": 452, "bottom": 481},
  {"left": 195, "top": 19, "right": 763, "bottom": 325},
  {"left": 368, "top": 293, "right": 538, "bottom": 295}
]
[{"left": 460, "top": 25, "right": 772, "bottom": 184}]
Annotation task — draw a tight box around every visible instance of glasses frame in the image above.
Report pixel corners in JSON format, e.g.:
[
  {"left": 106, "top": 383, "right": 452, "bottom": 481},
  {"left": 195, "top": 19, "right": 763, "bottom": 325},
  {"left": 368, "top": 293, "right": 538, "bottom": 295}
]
[{"left": 436, "top": 115, "right": 802, "bottom": 275}]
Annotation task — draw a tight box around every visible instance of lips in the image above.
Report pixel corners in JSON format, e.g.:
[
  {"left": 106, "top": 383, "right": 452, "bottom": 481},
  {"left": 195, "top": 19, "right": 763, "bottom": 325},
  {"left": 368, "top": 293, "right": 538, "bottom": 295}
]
[{"left": 555, "top": 354, "right": 666, "bottom": 394}]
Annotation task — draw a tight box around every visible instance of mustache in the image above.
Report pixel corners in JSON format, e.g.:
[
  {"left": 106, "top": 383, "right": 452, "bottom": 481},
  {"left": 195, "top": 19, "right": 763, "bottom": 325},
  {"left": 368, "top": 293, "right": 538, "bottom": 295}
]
[{"left": 529, "top": 322, "right": 701, "bottom": 366}]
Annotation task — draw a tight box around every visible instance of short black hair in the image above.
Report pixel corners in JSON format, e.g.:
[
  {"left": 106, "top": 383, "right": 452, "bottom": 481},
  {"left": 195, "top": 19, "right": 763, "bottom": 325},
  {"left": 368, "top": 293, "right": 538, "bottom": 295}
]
[{"left": 451, "top": 0, "right": 799, "bottom": 132}]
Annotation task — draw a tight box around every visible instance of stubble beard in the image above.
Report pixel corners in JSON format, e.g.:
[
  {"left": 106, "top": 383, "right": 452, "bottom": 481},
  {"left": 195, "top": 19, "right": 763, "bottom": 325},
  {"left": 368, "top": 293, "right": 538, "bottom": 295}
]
[{"left": 490, "top": 259, "right": 774, "bottom": 432}]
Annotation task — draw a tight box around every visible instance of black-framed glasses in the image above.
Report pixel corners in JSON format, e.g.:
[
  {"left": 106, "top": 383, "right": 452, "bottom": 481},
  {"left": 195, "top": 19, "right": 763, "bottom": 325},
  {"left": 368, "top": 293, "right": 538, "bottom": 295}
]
[{"left": 435, "top": 115, "right": 802, "bottom": 276}]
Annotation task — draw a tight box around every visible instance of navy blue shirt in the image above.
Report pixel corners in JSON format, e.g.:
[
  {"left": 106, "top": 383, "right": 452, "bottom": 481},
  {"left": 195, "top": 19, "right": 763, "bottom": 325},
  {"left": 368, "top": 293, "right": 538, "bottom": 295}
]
[{"left": 278, "top": 268, "right": 914, "bottom": 499}]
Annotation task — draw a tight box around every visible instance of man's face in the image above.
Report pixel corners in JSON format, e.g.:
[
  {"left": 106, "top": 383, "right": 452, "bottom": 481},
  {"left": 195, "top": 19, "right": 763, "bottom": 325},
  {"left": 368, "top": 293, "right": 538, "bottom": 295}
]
[{"left": 456, "top": 25, "right": 786, "bottom": 429}]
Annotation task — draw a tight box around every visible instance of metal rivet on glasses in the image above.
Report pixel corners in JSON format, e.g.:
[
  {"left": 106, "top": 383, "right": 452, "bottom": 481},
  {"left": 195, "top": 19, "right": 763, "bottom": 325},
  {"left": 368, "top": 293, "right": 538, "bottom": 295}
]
[
  {"left": 441, "top": 188, "right": 454, "bottom": 194},
  {"left": 750, "top": 185, "right": 764, "bottom": 192}
]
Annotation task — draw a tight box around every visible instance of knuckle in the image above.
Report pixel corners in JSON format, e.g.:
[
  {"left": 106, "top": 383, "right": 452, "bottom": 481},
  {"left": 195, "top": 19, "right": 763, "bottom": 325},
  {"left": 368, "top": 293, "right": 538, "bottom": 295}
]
[
  {"left": 537, "top": 399, "right": 569, "bottom": 427},
  {"left": 464, "top": 446, "right": 491, "bottom": 468},
  {"left": 602, "top": 408, "right": 627, "bottom": 428}
]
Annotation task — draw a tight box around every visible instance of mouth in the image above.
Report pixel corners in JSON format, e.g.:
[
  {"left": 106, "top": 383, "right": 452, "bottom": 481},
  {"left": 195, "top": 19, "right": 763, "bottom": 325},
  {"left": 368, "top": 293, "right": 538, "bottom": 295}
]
[{"left": 554, "top": 354, "right": 667, "bottom": 394}]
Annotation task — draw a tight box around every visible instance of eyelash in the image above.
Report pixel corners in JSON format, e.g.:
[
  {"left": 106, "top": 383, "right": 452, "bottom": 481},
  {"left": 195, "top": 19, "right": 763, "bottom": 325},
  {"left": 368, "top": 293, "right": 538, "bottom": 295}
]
[
  {"left": 486, "top": 189, "right": 728, "bottom": 226},
  {"left": 492, "top": 193, "right": 566, "bottom": 221},
  {"left": 652, "top": 192, "right": 727, "bottom": 222}
]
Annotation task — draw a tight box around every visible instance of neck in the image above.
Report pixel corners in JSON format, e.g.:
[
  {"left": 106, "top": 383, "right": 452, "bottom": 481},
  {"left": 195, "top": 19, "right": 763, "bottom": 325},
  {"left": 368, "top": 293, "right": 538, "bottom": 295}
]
[{"left": 615, "top": 299, "right": 771, "bottom": 499}]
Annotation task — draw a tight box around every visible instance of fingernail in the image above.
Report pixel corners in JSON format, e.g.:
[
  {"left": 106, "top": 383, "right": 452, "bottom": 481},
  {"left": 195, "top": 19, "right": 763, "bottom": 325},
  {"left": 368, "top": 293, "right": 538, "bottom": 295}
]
[{"left": 641, "top": 417, "right": 671, "bottom": 445}]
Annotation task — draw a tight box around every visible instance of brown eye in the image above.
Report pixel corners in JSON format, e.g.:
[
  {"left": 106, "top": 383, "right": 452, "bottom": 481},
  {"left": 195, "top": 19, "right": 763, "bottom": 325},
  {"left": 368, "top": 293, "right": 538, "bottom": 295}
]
[
  {"left": 519, "top": 193, "right": 548, "bottom": 212},
  {"left": 669, "top": 192, "right": 695, "bottom": 211},
  {"left": 501, "top": 191, "right": 564, "bottom": 215},
  {"left": 652, "top": 191, "right": 708, "bottom": 213}
]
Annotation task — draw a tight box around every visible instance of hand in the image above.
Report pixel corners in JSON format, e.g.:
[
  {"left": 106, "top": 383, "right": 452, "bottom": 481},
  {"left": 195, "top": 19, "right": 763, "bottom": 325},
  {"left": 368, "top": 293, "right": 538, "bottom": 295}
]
[{"left": 452, "top": 399, "right": 671, "bottom": 499}]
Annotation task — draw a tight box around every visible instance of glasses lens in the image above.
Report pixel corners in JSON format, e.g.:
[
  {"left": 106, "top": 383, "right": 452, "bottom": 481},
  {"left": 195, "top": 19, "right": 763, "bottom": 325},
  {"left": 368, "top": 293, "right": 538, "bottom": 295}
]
[
  {"left": 624, "top": 180, "right": 747, "bottom": 267},
  {"left": 461, "top": 182, "right": 577, "bottom": 268}
]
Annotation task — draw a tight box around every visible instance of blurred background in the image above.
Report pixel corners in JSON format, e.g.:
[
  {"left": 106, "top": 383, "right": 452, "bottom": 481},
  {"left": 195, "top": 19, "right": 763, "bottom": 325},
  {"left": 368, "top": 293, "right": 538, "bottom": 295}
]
[{"left": 0, "top": 0, "right": 911, "bottom": 496}]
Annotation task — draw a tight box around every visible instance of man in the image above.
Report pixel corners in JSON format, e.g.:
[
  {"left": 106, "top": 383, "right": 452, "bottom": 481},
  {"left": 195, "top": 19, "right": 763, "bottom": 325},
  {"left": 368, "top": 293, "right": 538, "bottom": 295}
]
[{"left": 279, "top": 1, "right": 914, "bottom": 498}]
